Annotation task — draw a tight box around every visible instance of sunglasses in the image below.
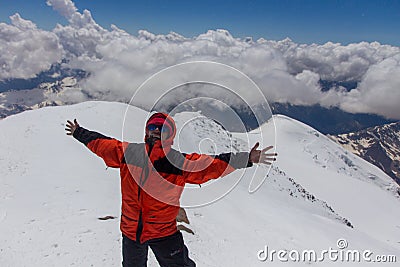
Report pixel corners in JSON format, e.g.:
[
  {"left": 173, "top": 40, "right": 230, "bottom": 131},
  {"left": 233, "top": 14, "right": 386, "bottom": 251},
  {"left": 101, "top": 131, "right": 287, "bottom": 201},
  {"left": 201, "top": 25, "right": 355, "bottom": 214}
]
[{"left": 147, "top": 124, "right": 170, "bottom": 133}]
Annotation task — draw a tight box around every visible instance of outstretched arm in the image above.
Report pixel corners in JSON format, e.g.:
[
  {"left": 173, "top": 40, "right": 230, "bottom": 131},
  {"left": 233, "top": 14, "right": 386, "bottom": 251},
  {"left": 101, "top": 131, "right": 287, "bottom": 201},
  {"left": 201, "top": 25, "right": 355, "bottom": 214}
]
[
  {"left": 65, "top": 119, "right": 124, "bottom": 168},
  {"left": 182, "top": 151, "right": 250, "bottom": 184},
  {"left": 183, "top": 142, "right": 277, "bottom": 184}
]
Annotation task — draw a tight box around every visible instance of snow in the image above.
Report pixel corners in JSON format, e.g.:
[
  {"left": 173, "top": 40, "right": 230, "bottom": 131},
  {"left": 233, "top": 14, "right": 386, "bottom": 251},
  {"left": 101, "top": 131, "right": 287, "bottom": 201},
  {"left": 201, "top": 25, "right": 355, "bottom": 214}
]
[
  {"left": 61, "top": 77, "right": 77, "bottom": 88},
  {"left": 0, "top": 101, "right": 399, "bottom": 266}
]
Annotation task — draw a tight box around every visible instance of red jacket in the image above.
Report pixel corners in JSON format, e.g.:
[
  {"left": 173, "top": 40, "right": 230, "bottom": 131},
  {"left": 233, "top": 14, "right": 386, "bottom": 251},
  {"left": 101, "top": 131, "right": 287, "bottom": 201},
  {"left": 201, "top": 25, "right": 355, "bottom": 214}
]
[{"left": 73, "top": 117, "right": 252, "bottom": 243}]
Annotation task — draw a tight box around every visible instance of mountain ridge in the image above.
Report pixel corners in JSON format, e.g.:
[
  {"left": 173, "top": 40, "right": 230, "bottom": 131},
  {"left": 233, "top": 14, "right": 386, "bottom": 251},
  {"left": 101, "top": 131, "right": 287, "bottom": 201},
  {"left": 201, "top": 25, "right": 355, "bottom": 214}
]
[
  {"left": 1, "top": 101, "right": 398, "bottom": 266},
  {"left": 330, "top": 121, "right": 400, "bottom": 185}
]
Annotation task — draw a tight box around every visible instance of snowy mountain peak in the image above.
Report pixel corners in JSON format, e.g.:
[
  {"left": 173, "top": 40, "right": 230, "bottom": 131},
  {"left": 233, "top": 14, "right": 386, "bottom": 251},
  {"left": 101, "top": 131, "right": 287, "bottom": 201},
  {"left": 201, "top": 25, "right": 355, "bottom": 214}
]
[
  {"left": 273, "top": 114, "right": 399, "bottom": 196},
  {"left": 1, "top": 102, "right": 399, "bottom": 266}
]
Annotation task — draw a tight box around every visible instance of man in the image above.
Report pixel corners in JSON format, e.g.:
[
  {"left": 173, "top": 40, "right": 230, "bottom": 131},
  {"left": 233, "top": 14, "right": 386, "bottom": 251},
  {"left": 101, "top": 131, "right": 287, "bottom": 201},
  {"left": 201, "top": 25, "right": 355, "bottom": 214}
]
[{"left": 65, "top": 112, "right": 276, "bottom": 267}]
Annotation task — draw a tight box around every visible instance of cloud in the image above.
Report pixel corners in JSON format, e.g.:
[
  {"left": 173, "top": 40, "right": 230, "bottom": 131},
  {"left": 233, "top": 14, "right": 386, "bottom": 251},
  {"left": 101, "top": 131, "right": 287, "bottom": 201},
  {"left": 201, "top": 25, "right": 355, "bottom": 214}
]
[
  {"left": 339, "top": 54, "right": 400, "bottom": 118},
  {"left": 267, "top": 38, "right": 400, "bottom": 82},
  {"left": 46, "top": 0, "right": 77, "bottom": 20},
  {"left": 0, "top": 14, "right": 63, "bottom": 80},
  {"left": 1, "top": 0, "right": 400, "bottom": 120}
]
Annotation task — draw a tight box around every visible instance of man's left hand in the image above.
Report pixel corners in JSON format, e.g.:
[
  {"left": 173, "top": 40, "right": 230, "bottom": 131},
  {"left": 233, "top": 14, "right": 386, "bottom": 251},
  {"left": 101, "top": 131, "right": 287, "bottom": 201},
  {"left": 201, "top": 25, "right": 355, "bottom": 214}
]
[{"left": 249, "top": 142, "right": 277, "bottom": 164}]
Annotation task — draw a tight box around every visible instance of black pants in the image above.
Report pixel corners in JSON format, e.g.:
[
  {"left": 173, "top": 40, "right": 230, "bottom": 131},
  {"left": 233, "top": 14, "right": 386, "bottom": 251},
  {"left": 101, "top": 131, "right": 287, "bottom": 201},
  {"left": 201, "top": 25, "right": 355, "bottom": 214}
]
[{"left": 122, "top": 231, "right": 196, "bottom": 267}]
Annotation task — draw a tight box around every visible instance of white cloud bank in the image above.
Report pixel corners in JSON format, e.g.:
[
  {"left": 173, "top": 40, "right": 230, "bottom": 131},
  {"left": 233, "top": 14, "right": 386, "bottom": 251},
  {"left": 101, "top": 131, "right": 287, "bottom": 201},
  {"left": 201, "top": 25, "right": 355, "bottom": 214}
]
[
  {"left": 339, "top": 54, "right": 400, "bottom": 119},
  {"left": 1, "top": 0, "right": 399, "bottom": 119},
  {"left": 0, "top": 14, "right": 63, "bottom": 80}
]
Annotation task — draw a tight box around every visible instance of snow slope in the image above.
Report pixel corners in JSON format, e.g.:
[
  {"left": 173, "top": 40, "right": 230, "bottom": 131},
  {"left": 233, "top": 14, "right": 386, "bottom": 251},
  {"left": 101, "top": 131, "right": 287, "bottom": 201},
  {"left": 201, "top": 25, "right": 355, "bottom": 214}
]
[{"left": 0, "top": 101, "right": 399, "bottom": 266}]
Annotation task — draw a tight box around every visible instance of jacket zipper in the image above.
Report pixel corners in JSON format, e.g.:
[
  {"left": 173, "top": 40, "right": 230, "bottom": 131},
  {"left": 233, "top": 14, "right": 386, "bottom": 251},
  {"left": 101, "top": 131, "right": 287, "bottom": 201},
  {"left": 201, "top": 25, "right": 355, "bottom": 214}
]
[
  {"left": 136, "top": 142, "right": 153, "bottom": 243},
  {"left": 138, "top": 143, "right": 153, "bottom": 200}
]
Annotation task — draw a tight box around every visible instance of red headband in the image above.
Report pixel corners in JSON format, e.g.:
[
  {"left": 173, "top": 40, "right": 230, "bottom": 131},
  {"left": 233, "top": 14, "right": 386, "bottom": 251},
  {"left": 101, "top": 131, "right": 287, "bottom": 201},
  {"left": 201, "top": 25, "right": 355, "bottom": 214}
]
[{"left": 146, "top": 116, "right": 173, "bottom": 133}]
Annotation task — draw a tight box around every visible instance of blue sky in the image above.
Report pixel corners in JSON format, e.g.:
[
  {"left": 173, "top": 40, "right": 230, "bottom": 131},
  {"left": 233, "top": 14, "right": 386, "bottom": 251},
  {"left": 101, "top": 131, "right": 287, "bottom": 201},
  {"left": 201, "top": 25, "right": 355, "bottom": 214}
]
[{"left": 1, "top": 0, "right": 399, "bottom": 45}]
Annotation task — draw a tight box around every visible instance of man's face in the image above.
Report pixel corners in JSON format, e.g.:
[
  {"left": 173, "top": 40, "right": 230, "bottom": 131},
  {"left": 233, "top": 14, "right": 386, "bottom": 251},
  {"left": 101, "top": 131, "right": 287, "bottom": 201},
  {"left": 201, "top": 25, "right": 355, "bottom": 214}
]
[{"left": 146, "top": 123, "right": 170, "bottom": 140}]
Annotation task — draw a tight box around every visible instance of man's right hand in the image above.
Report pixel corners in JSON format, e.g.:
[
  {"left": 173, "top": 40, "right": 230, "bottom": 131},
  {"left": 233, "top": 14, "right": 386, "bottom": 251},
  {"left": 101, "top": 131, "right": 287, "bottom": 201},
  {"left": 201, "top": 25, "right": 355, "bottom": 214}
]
[{"left": 65, "top": 119, "right": 80, "bottom": 136}]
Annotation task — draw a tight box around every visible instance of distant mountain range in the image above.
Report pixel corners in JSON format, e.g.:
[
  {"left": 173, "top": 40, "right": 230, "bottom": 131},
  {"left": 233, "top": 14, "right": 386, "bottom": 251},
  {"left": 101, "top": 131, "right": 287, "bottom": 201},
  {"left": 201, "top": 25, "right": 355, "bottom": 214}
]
[
  {"left": 0, "top": 62, "right": 88, "bottom": 93},
  {"left": 270, "top": 103, "right": 396, "bottom": 135},
  {"left": 330, "top": 122, "right": 400, "bottom": 185},
  {"left": 0, "top": 64, "right": 395, "bottom": 133},
  {"left": 1, "top": 66, "right": 399, "bottom": 186}
]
